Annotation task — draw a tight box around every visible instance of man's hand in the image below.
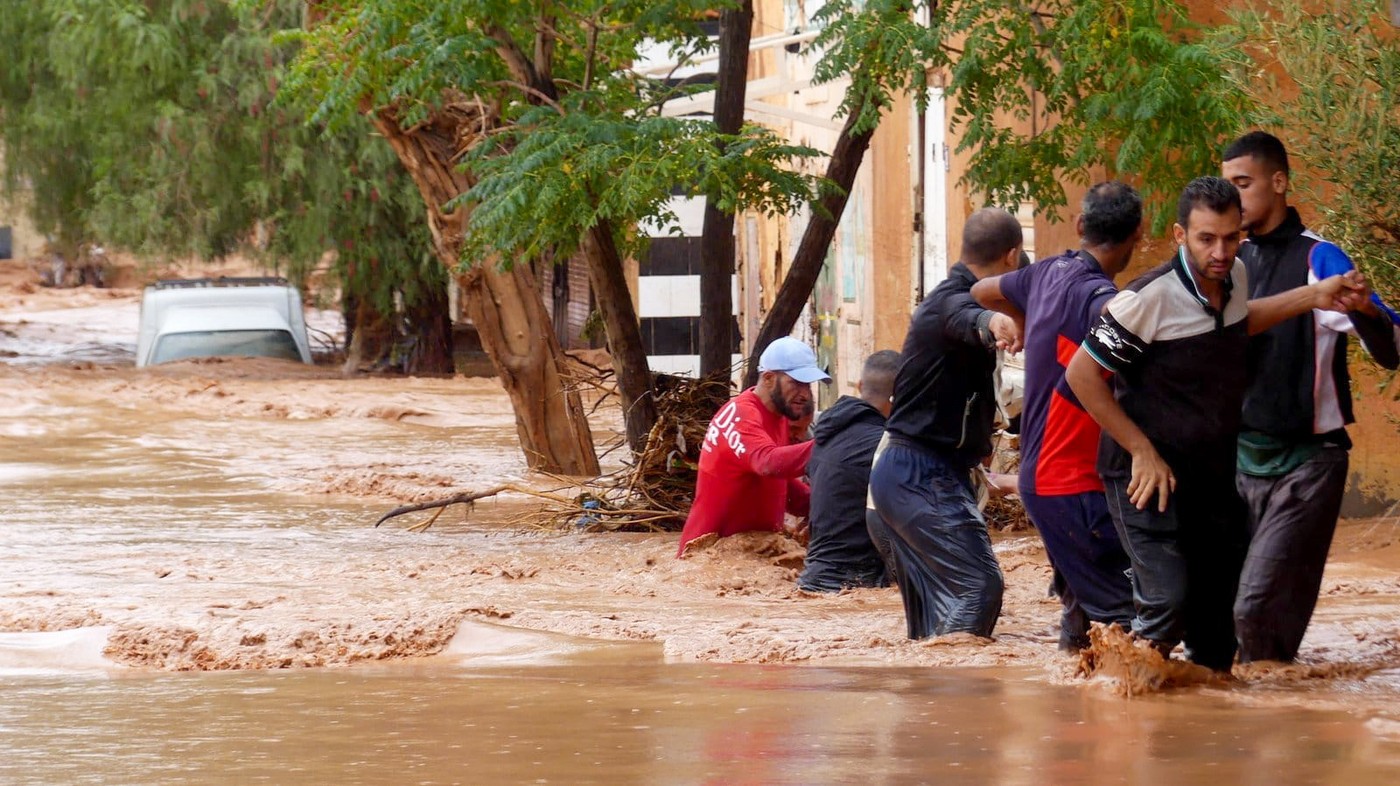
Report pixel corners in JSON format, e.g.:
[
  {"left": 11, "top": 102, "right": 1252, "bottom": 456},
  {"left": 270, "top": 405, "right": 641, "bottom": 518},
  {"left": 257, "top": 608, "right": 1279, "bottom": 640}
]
[
  {"left": 989, "top": 312, "right": 1024, "bottom": 354},
  {"left": 1340, "top": 270, "right": 1380, "bottom": 316},
  {"left": 1313, "top": 272, "right": 1372, "bottom": 313},
  {"left": 788, "top": 404, "right": 815, "bottom": 443},
  {"left": 784, "top": 517, "right": 810, "bottom": 546},
  {"left": 985, "top": 472, "right": 1018, "bottom": 497},
  {"left": 1127, "top": 446, "right": 1176, "bottom": 512}
]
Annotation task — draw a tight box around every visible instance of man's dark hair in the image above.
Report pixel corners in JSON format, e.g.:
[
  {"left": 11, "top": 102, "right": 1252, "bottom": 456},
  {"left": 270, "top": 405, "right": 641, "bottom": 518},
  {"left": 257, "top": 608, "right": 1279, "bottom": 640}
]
[
  {"left": 1176, "top": 176, "right": 1241, "bottom": 228},
  {"left": 1081, "top": 181, "right": 1143, "bottom": 246},
  {"left": 1223, "top": 130, "right": 1290, "bottom": 176},
  {"left": 960, "top": 208, "right": 1023, "bottom": 267},
  {"left": 860, "top": 349, "right": 901, "bottom": 401}
]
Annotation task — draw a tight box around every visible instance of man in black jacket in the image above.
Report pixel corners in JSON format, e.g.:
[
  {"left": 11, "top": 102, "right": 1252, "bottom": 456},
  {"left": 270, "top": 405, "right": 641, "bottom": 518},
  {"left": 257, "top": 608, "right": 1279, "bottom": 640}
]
[
  {"left": 1222, "top": 131, "right": 1400, "bottom": 663},
  {"left": 868, "top": 208, "right": 1024, "bottom": 639},
  {"left": 799, "top": 349, "right": 901, "bottom": 592}
]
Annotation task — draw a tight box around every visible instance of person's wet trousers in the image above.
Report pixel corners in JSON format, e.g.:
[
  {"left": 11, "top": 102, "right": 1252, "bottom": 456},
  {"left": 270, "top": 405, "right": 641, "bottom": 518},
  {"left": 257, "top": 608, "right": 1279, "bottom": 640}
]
[
  {"left": 869, "top": 437, "right": 1004, "bottom": 639},
  {"left": 1234, "top": 447, "right": 1349, "bottom": 663},
  {"left": 1104, "top": 472, "right": 1247, "bottom": 671}
]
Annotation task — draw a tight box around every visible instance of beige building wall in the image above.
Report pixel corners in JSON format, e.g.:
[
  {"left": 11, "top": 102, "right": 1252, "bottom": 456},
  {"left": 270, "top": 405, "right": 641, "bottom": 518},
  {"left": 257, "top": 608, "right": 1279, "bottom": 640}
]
[{"left": 0, "top": 147, "right": 45, "bottom": 261}]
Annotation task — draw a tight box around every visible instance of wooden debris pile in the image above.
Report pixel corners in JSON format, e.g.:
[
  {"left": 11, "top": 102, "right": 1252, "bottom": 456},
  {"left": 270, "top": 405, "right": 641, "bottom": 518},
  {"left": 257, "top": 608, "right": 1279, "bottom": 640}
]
[
  {"left": 376, "top": 371, "right": 731, "bottom": 533},
  {"left": 983, "top": 430, "right": 1032, "bottom": 532},
  {"left": 609, "top": 372, "right": 731, "bottom": 524}
]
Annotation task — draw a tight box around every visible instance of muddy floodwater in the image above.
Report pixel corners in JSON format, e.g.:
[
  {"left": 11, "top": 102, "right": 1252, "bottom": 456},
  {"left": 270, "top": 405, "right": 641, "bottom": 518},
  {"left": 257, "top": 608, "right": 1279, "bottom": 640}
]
[{"left": 4, "top": 280, "right": 1400, "bottom": 783}]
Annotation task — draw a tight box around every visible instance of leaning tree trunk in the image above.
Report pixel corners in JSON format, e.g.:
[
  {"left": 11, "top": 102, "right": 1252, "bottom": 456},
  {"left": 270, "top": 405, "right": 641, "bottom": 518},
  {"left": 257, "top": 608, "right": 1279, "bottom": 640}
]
[
  {"left": 373, "top": 108, "right": 599, "bottom": 476},
  {"left": 697, "top": 1, "right": 754, "bottom": 379},
  {"left": 743, "top": 103, "right": 877, "bottom": 388},
  {"left": 581, "top": 221, "right": 658, "bottom": 454},
  {"left": 485, "top": 31, "right": 657, "bottom": 455}
]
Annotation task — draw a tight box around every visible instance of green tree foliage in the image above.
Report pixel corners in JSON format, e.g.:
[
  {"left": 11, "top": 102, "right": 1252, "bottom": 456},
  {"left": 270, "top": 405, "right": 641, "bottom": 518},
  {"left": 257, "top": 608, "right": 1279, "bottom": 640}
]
[
  {"left": 0, "top": 4, "right": 99, "bottom": 254},
  {"left": 743, "top": 0, "right": 1247, "bottom": 385},
  {"left": 288, "top": 0, "right": 823, "bottom": 453},
  {"left": 811, "top": 0, "right": 1248, "bottom": 231},
  {"left": 459, "top": 106, "right": 815, "bottom": 265},
  {"left": 1227, "top": 0, "right": 1399, "bottom": 305},
  {"left": 0, "top": 0, "right": 435, "bottom": 324},
  {"left": 288, "top": 0, "right": 817, "bottom": 273}
]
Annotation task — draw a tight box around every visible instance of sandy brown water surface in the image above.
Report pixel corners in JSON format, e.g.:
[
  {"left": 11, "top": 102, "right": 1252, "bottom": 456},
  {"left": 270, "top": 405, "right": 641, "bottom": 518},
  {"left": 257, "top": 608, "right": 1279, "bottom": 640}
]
[{"left": 4, "top": 269, "right": 1400, "bottom": 783}]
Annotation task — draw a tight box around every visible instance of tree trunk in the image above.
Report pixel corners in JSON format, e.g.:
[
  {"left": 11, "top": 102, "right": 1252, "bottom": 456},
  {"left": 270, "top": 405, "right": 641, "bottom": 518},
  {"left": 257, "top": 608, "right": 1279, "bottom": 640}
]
[
  {"left": 489, "top": 23, "right": 656, "bottom": 455},
  {"left": 582, "top": 220, "right": 658, "bottom": 453},
  {"left": 373, "top": 109, "right": 599, "bottom": 476},
  {"left": 742, "top": 105, "right": 877, "bottom": 388},
  {"left": 698, "top": 1, "right": 753, "bottom": 379},
  {"left": 341, "top": 288, "right": 358, "bottom": 354},
  {"left": 405, "top": 277, "right": 454, "bottom": 375},
  {"left": 343, "top": 295, "right": 395, "bottom": 373},
  {"left": 463, "top": 261, "right": 599, "bottom": 475}
]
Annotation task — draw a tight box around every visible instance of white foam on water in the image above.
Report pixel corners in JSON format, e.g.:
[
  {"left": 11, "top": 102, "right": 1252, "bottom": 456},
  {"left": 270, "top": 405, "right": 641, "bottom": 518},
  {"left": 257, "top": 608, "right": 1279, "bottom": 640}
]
[
  {"left": 440, "top": 619, "right": 590, "bottom": 666},
  {"left": 0, "top": 626, "right": 117, "bottom": 676}
]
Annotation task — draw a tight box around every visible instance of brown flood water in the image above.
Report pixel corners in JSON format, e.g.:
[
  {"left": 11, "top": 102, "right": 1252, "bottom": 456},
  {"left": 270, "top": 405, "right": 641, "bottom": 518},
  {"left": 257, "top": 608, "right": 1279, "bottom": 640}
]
[{"left": 4, "top": 293, "right": 1400, "bottom": 783}]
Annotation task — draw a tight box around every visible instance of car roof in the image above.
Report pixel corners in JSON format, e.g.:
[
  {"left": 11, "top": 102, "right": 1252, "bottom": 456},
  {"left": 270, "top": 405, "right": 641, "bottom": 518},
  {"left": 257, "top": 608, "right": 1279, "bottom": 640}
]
[{"left": 156, "top": 305, "right": 293, "bottom": 335}]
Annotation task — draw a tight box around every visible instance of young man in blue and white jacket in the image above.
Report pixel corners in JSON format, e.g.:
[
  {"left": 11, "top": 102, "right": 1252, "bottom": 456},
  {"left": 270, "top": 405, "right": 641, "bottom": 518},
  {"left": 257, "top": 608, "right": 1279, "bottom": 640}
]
[{"left": 1222, "top": 131, "right": 1400, "bottom": 664}]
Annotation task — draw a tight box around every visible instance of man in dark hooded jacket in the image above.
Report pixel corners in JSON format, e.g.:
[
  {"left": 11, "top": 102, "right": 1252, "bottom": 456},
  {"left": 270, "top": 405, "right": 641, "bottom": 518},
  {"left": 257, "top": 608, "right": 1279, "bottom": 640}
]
[{"left": 798, "top": 350, "right": 901, "bottom": 592}]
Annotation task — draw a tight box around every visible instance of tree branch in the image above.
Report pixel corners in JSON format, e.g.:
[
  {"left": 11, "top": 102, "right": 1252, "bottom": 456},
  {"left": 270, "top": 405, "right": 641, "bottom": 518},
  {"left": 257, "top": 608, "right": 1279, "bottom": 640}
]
[
  {"left": 484, "top": 22, "right": 558, "bottom": 102},
  {"left": 534, "top": 5, "right": 555, "bottom": 87},
  {"left": 583, "top": 20, "right": 599, "bottom": 90},
  {"left": 1020, "top": 3, "right": 1064, "bottom": 70},
  {"left": 491, "top": 80, "right": 566, "bottom": 114}
]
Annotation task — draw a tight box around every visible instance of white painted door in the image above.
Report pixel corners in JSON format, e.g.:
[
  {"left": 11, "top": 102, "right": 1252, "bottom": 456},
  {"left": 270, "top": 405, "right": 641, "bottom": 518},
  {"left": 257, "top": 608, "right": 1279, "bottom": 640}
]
[{"left": 921, "top": 87, "right": 948, "bottom": 297}]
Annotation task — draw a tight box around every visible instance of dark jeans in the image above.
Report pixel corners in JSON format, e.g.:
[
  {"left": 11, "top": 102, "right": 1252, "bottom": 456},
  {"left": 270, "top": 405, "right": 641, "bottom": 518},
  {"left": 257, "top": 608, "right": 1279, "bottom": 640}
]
[
  {"left": 1235, "top": 447, "right": 1349, "bottom": 663},
  {"left": 1104, "top": 475, "right": 1247, "bottom": 671},
  {"left": 1022, "top": 490, "right": 1134, "bottom": 651},
  {"left": 869, "top": 439, "right": 1004, "bottom": 639}
]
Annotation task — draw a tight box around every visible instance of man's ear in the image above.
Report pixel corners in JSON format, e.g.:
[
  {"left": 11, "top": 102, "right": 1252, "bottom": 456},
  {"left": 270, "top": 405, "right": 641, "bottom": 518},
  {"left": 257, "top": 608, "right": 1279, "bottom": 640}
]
[
  {"left": 1271, "top": 168, "right": 1289, "bottom": 196},
  {"left": 1173, "top": 222, "right": 1187, "bottom": 246},
  {"left": 1004, "top": 245, "right": 1022, "bottom": 271}
]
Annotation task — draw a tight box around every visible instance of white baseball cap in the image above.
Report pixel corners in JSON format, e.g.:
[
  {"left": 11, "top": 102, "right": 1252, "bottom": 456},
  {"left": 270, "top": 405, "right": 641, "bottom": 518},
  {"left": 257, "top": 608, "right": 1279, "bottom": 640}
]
[{"left": 758, "top": 337, "right": 831, "bottom": 384}]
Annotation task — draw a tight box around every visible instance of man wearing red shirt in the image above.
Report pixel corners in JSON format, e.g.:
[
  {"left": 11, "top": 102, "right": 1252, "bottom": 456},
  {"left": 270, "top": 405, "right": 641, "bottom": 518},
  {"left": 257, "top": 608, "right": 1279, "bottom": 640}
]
[{"left": 677, "top": 337, "right": 830, "bottom": 555}]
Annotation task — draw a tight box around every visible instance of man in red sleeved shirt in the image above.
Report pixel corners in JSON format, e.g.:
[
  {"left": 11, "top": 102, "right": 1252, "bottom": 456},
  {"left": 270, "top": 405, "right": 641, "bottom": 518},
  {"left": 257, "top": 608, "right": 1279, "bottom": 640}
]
[{"left": 677, "top": 337, "right": 830, "bottom": 555}]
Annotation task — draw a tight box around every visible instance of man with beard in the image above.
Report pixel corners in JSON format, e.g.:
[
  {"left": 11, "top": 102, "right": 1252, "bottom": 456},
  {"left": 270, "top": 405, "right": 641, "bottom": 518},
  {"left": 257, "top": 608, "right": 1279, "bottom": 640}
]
[
  {"left": 677, "top": 337, "right": 830, "bottom": 555},
  {"left": 1066, "top": 176, "right": 1360, "bottom": 671},
  {"left": 1222, "top": 131, "right": 1400, "bottom": 663},
  {"left": 867, "top": 207, "right": 1025, "bottom": 639}
]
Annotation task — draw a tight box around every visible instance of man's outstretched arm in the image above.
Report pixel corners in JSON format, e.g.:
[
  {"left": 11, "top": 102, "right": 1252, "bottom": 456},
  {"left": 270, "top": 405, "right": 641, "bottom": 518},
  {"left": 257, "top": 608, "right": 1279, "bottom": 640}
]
[
  {"left": 1247, "top": 272, "right": 1362, "bottom": 335},
  {"left": 971, "top": 275, "right": 1027, "bottom": 323}
]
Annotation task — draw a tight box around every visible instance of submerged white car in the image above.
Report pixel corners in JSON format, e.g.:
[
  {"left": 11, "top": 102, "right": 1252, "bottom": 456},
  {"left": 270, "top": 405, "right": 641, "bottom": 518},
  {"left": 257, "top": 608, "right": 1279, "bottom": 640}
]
[{"left": 135, "top": 277, "right": 314, "bottom": 367}]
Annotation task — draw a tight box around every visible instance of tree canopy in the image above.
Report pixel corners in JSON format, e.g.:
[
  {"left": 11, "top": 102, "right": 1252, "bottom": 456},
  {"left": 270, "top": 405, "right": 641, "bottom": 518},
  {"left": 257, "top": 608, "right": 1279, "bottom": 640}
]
[
  {"left": 286, "top": 0, "right": 819, "bottom": 271},
  {"left": 0, "top": 0, "right": 435, "bottom": 321},
  {"left": 1228, "top": 0, "right": 1399, "bottom": 305},
  {"left": 808, "top": 0, "right": 1248, "bottom": 231}
]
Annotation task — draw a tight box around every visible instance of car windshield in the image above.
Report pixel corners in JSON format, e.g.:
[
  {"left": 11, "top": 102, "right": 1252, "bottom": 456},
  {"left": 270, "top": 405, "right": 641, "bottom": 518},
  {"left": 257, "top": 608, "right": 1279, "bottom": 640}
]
[{"left": 151, "top": 330, "right": 302, "bottom": 365}]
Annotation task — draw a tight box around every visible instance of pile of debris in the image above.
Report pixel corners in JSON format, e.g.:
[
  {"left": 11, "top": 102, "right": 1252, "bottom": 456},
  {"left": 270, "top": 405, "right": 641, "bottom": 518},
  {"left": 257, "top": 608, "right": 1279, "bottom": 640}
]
[
  {"left": 375, "top": 371, "right": 730, "bottom": 533},
  {"left": 983, "top": 431, "right": 1032, "bottom": 532}
]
